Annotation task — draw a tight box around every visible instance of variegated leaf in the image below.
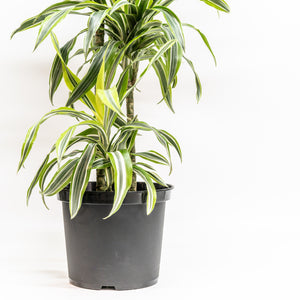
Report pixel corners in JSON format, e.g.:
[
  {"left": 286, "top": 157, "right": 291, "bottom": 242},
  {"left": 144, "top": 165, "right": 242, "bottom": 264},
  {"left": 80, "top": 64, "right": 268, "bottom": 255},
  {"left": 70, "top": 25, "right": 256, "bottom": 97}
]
[
  {"left": 96, "top": 86, "right": 124, "bottom": 117},
  {"left": 183, "top": 23, "right": 216, "bottom": 65},
  {"left": 44, "top": 158, "right": 79, "bottom": 196},
  {"left": 134, "top": 150, "right": 169, "bottom": 166},
  {"left": 133, "top": 165, "right": 157, "bottom": 215},
  {"left": 56, "top": 126, "right": 76, "bottom": 167},
  {"left": 26, "top": 154, "right": 50, "bottom": 206},
  {"left": 200, "top": 0, "right": 230, "bottom": 12},
  {"left": 34, "top": 9, "right": 72, "bottom": 50},
  {"left": 105, "top": 149, "right": 132, "bottom": 218},
  {"left": 84, "top": 10, "right": 109, "bottom": 56},
  {"left": 69, "top": 144, "right": 96, "bottom": 218}
]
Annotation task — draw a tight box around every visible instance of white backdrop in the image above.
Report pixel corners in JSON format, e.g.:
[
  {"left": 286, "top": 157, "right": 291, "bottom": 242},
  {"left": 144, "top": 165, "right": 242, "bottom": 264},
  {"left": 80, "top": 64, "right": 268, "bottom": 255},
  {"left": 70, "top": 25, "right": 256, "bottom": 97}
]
[{"left": 1, "top": 0, "right": 300, "bottom": 299}]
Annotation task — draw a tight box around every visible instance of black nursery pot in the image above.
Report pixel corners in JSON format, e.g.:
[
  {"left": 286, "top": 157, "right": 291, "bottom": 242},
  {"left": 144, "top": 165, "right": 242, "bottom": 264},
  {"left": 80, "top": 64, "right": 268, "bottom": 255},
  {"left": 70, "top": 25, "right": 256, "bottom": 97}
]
[{"left": 58, "top": 182, "right": 173, "bottom": 291}]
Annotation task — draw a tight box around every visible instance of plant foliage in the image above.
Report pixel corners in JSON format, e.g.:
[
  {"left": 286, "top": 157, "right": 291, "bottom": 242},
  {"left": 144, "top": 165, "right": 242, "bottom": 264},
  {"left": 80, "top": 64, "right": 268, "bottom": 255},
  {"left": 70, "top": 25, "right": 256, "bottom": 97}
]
[{"left": 13, "top": 0, "right": 229, "bottom": 218}]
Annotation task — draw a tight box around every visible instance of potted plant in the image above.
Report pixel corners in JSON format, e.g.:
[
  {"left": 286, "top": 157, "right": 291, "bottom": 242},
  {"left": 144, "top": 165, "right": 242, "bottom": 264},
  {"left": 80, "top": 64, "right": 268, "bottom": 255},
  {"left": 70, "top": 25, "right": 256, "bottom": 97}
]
[{"left": 12, "top": 0, "right": 229, "bottom": 291}]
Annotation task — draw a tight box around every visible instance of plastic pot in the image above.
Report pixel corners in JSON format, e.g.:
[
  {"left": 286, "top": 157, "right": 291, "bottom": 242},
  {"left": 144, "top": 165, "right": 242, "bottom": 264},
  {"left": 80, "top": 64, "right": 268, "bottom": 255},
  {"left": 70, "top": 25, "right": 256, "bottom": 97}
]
[{"left": 58, "top": 182, "right": 173, "bottom": 290}]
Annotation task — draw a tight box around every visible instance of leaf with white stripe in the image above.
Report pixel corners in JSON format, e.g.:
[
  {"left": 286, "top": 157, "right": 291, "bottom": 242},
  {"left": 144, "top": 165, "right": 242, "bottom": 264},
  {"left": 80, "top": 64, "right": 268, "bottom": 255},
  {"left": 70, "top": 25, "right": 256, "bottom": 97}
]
[
  {"left": 56, "top": 126, "right": 76, "bottom": 167},
  {"left": 96, "top": 86, "right": 124, "bottom": 117},
  {"left": 105, "top": 150, "right": 132, "bottom": 219},
  {"left": 11, "top": 12, "right": 53, "bottom": 38},
  {"left": 50, "top": 33, "right": 99, "bottom": 116},
  {"left": 34, "top": 9, "right": 72, "bottom": 50},
  {"left": 69, "top": 144, "right": 96, "bottom": 218},
  {"left": 200, "top": 0, "right": 230, "bottom": 12},
  {"left": 183, "top": 56, "right": 202, "bottom": 102},
  {"left": 18, "top": 123, "right": 40, "bottom": 172},
  {"left": 153, "top": 6, "right": 185, "bottom": 50},
  {"left": 17, "top": 107, "right": 94, "bottom": 171},
  {"left": 44, "top": 158, "right": 79, "bottom": 196},
  {"left": 122, "top": 40, "right": 176, "bottom": 101},
  {"left": 133, "top": 165, "right": 157, "bottom": 215},
  {"left": 92, "top": 158, "right": 111, "bottom": 169},
  {"left": 67, "top": 41, "right": 120, "bottom": 106},
  {"left": 84, "top": 9, "right": 109, "bottom": 56},
  {"left": 183, "top": 23, "right": 216, "bottom": 65},
  {"left": 134, "top": 150, "right": 169, "bottom": 166},
  {"left": 26, "top": 154, "right": 50, "bottom": 206}
]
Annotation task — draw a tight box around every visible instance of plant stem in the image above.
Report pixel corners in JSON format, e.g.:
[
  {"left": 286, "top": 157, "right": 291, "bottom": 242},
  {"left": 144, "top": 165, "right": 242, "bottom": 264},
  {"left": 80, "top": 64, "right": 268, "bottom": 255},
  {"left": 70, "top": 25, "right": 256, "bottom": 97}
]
[
  {"left": 95, "top": 25, "right": 106, "bottom": 192},
  {"left": 127, "top": 62, "right": 139, "bottom": 191}
]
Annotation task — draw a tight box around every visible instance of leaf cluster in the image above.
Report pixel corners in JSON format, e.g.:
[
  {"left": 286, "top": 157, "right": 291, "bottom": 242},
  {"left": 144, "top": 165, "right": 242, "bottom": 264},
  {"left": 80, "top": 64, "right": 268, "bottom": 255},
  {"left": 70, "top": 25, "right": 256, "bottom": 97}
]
[{"left": 13, "top": 0, "right": 229, "bottom": 218}]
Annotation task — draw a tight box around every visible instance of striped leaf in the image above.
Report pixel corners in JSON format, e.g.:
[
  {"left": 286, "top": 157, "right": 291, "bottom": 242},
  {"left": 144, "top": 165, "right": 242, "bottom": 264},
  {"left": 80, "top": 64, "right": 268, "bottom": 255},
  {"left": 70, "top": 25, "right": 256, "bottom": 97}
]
[
  {"left": 133, "top": 165, "right": 157, "bottom": 215},
  {"left": 147, "top": 171, "right": 168, "bottom": 187},
  {"left": 11, "top": 13, "right": 53, "bottom": 38},
  {"left": 18, "top": 123, "right": 40, "bottom": 172},
  {"left": 38, "top": 151, "right": 81, "bottom": 192},
  {"left": 96, "top": 86, "right": 124, "bottom": 117},
  {"left": 26, "top": 154, "right": 50, "bottom": 206},
  {"left": 92, "top": 158, "right": 111, "bottom": 169},
  {"left": 17, "top": 107, "right": 94, "bottom": 171},
  {"left": 44, "top": 158, "right": 79, "bottom": 196},
  {"left": 152, "top": 58, "right": 174, "bottom": 112},
  {"left": 50, "top": 33, "right": 98, "bottom": 115},
  {"left": 183, "top": 23, "right": 216, "bottom": 65},
  {"left": 183, "top": 56, "right": 202, "bottom": 102},
  {"left": 35, "top": 1, "right": 82, "bottom": 17},
  {"left": 69, "top": 144, "right": 96, "bottom": 218},
  {"left": 105, "top": 149, "right": 132, "bottom": 219},
  {"left": 153, "top": 6, "right": 185, "bottom": 50},
  {"left": 200, "top": 0, "right": 230, "bottom": 12},
  {"left": 49, "top": 31, "right": 85, "bottom": 103},
  {"left": 34, "top": 9, "right": 72, "bottom": 50},
  {"left": 84, "top": 10, "right": 109, "bottom": 56},
  {"left": 134, "top": 150, "right": 169, "bottom": 166},
  {"left": 66, "top": 41, "right": 119, "bottom": 106},
  {"left": 158, "top": 129, "right": 182, "bottom": 161},
  {"left": 56, "top": 126, "right": 76, "bottom": 167},
  {"left": 110, "top": 0, "right": 133, "bottom": 14},
  {"left": 122, "top": 40, "right": 176, "bottom": 101}
]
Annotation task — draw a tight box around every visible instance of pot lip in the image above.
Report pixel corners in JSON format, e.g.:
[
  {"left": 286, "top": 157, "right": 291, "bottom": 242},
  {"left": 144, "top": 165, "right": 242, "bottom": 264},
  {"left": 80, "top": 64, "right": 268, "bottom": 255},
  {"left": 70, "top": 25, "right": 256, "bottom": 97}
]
[{"left": 58, "top": 181, "right": 174, "bottom": 205}]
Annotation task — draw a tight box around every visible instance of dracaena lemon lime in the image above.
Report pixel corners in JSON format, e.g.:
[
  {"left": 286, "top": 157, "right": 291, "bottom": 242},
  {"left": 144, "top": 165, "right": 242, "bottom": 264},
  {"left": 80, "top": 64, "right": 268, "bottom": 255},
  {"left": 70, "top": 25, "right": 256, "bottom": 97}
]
[{"left": 12, "top": 0, "right": 229, "bottom": 218}]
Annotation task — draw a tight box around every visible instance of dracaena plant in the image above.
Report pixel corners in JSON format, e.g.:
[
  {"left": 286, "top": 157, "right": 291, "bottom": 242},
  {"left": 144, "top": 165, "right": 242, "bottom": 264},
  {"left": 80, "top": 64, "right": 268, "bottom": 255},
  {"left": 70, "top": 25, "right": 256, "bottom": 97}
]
[{"left": 13, "top": 0, "right": 229, "bottom": 219}]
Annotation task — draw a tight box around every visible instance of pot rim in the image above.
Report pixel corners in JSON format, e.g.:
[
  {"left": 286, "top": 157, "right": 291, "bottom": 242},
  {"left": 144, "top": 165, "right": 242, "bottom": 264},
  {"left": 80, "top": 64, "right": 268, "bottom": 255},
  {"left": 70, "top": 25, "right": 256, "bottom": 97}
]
[{"left": 58, "top": 181, "right": 174, "bottom": 205}]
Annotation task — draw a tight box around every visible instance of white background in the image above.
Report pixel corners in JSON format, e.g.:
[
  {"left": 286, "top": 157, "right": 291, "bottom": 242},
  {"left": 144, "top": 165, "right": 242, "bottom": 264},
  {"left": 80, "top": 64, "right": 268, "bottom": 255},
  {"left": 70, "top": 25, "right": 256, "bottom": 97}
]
[{"left": 1, "top": 0, "right": 300, "bottom": 299}]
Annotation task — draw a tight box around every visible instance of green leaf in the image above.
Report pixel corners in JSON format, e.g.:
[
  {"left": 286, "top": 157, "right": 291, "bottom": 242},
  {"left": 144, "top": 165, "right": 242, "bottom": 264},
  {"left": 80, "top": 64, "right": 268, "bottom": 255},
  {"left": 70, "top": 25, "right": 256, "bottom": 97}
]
[
  {"left": 50, "top": 32, "right": 98, "bottom": 114},
  {"left": 34, "top": 9, "right": 72, "bottom": 50},
  {"left": 105, "top": 149, "right": 133, "bottom": 218},
  {"left": 84, "top": 10, "right": 109, "bottom": 56},
  {"left": 49, "top": 34, "right": 81, "bottom": 103},
  {"left": 18, "top": 123, "right": 40, "bottom": 172},
  {"left": 56, "top": 126, "right": 76, "bottom": 167},
  {"left": 26, "top": 154, "right": 50, "bottom": 207},
  {"left": 122, "top": 40, "right": 176, "bottom": 102},
  {"left": 183, "top": 56, "right": 202, "bottom": 102},
  {"left": 96, "top": 86, "right": 124, "bottom": 117},
  {"left": 153, "top": 6, "right": 185, "bottom": 50},
  {"left": 66, "top": 41, "right": 120, "bottom": 106},
  {"left": 134, "top": 150, "right": 169, "bottom": 166},
  {"left": 36, "top": 1, "right": 82, "bottom": 17},
  {"left": 159, "top": 129, "right": 182, "bottom": 161},
  {"left": 17, "top": 107, "right": 94, "bottom": 171},
  {"left": 44, "top": 158, "right": 79, "bottom": 196},
  {"left": 133, "top": 165, "right": 157, "bottom": 215},
  {"left": 183, "top": 23, "right": 216, "bottom": 65},
  {"left": 92, "top": 158, "right": 111, "bottom": 169},
  {"left": 11, "top": 13, "right": 53, "bottom": 38},
  {"left": 69, "top": 144, "right": 96, "bottom": 218},
  {"left": 200, "top": 0, "right": 230, "bottom": 13}
]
